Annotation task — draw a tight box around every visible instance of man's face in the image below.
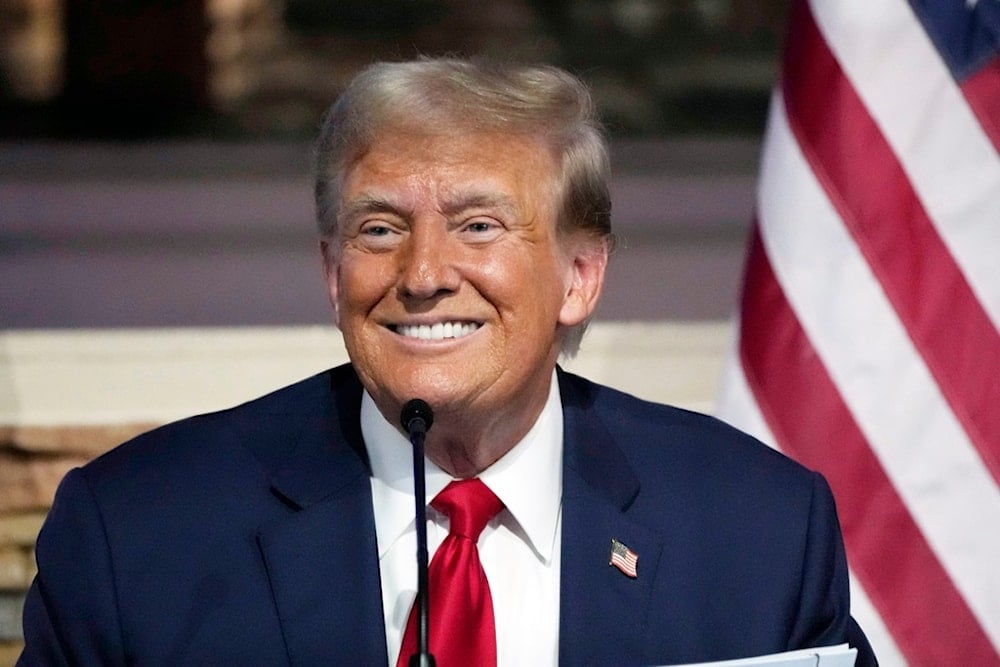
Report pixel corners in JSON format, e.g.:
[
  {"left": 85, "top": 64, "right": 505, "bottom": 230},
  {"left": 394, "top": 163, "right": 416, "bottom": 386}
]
[{"left": 323, "top": 130, "right": 605, "bottom": 435}]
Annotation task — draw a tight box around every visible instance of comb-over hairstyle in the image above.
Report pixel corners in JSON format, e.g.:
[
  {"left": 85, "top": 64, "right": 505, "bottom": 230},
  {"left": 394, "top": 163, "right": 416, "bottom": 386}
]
[{"left": 314, "top": 58, "right": 612, "bottom": 244}]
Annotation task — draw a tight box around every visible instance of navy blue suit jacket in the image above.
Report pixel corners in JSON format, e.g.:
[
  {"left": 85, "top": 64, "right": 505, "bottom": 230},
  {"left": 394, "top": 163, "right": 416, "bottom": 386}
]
[{"left": 20, "top": 364, "right": 875, "bottom": 665}]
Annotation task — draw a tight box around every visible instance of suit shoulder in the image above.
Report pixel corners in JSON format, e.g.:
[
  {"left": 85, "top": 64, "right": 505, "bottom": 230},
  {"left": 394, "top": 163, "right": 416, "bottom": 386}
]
[
  {"left": 80, "top": 365, "right": 356, "bottom": 489},
  {"left": 559, "top": 369, "right": 814, "bottom": 484}
]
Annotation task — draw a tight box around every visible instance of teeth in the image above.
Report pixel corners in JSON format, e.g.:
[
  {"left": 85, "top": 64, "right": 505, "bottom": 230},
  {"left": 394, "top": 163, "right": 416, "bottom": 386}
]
[{"left": 396, "top": 322, "right": 479, "bottom": 341}]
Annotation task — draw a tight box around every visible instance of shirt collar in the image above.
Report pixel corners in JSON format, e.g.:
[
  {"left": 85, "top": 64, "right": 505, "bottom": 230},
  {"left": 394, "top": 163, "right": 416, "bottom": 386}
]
[{"left": 364, "top": 371, "right": 564, "bottom": 563}]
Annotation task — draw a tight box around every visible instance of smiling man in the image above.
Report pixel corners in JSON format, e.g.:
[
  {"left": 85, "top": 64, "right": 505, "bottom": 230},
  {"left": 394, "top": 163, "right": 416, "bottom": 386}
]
[
  {"left": 326, "top": 126, "right": 604, "bottom": 478},
  {"left": 20, "top": 59, "right": 875, "bottom": 666}
]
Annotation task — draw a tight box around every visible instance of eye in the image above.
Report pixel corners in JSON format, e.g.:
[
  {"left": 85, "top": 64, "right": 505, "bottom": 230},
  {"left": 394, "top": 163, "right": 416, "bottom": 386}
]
[
  {"left": 362, "top": 223, "right": 393, "bottom": 237},
  {"left": 459, "top": 218, "right": 504, "bottom": 242},
  {"left": 354, "top": 220, "right": 403, "bottom": 250}
]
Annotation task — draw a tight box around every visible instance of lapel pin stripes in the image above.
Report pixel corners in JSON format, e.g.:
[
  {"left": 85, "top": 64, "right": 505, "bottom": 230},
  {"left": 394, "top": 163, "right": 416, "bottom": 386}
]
[{"left": 609, "top": 538, "right": 638, "bottom": 578}]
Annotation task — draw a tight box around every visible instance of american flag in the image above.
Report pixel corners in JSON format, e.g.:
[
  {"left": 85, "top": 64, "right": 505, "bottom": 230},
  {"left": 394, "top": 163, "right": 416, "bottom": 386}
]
[
  {"left": 715, "top": 0, "right": 1000, "bottom": 665},
  {"left": 609, "top": 538, "right": 639, "bottom": 579}
]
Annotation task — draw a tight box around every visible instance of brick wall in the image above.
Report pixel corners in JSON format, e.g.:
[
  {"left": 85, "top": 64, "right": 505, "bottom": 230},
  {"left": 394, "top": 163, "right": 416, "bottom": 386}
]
[{"left": 0, "top": 424, "right": 153, "bottom": 663}]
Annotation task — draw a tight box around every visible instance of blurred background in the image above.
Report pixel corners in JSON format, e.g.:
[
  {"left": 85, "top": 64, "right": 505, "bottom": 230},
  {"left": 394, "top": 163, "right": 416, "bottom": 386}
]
[
  {"left": 1, "top": 0, "right": 790, "bottom": 329},
  {"left": 1, "top": 0, "right": 786, "bottom": 138}
]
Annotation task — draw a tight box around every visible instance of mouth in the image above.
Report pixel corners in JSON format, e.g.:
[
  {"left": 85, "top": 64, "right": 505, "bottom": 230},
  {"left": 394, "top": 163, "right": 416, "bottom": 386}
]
[{"left": 390, "top": 321, "right": 481, "bottom": 341}]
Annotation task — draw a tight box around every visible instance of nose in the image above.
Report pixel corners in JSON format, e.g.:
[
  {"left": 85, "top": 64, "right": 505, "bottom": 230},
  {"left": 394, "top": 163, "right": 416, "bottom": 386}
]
[{"left": 397, "top": 222, "right": 460, "bottom": 301}]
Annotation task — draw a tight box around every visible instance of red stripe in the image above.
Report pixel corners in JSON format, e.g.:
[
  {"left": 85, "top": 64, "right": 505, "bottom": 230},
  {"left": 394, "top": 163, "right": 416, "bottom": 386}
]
[
  {"left": 781, "top": 0, "right": 1000, "bottom": 485},
  {"left": 739, "top": 226, "right": 998, "bottom": 666},
  {"left": 961, "top": 52, "right": 1000, "bottom": 152}
]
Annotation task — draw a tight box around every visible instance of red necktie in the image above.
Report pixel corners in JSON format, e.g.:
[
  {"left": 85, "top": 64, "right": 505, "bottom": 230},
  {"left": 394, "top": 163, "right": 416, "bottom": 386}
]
[{"left": 397, "top": 479, "right": 505, "bottom": 667}]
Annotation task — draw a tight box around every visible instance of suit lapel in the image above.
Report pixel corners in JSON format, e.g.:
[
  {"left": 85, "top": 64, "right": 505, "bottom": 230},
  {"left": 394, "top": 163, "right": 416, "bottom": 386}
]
[
  {"left": 558, "top": 370, "right": 666, "bottom": 665},
  {"left": 256, "top": 367, "right": 389, "bottom": 665}
]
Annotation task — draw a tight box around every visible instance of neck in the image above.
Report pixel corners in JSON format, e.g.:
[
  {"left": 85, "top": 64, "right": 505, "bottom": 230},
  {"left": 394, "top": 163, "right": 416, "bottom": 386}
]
[
  {"left": 422, "top": 398, "right": 547, "bottom": 477},
  {"left": 411, "top": 366, "right": 557, "bottom": 478}
]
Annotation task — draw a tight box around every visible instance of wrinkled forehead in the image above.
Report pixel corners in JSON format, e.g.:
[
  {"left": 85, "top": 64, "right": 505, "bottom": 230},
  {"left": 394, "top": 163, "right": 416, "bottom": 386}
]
[
  {"left": 344, "top": 116, "right": 561, "bottom": 169},
  {"left": 339, "top": 128, "right": 563, "bottom": 209}
]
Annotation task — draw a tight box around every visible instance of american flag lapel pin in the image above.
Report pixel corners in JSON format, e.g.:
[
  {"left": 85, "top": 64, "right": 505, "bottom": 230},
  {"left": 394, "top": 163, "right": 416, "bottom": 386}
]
[{"left": 609, "top": 538, "right": 638, "bottom": 578}]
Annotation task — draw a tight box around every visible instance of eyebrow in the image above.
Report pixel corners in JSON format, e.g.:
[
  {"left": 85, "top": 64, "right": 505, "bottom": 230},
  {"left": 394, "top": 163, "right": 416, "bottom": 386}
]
[
  {"left": 438, "top": 191, "right": 519, "bottom": 218},
  {"left": 341, "top": 191, "right": 519, "bottom": 221},
  {"left": 340, "top": 196, "right": 412, "bottom": 222}
]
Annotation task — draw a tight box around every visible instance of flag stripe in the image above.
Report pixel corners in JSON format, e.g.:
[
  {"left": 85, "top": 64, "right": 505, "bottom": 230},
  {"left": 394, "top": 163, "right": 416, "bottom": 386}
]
[
  {"left": 962, "top": 53, "right": 1000, "bottom": 151},
  {"left": 812, "top": 0, "right": 1000, "bottom": 332},
  {"left": 758, "top": 85, "right": 1000, "bottom": 655},
  {"left": 740, "top": 228, "right": 999, "bottom": 665},
  {"left": 784, "top": 0, "right": 1000, "bottom": 488}
]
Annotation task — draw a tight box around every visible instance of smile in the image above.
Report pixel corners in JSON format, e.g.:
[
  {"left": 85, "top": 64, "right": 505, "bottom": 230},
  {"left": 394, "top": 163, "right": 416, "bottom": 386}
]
[{"left": 392, "top": 322, "right": 481, "bottom": 341}]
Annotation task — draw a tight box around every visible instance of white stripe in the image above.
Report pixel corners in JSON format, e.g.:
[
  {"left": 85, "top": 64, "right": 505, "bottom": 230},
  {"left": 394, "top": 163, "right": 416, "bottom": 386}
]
[
  {"left": 849, "top": 575, "right": 907, "bottom": 667},
  {"left": 757, "top": 92, "right": 1000, "bottom": 649},
  {"left": 716, "top": 354, "right": 907, "bottom": 665},
  {"left": 715, "top": 335, "right": 776, "bottom": 449},
  {"left": 810, "top": 0, "right": 1000, "bottom": 328}
]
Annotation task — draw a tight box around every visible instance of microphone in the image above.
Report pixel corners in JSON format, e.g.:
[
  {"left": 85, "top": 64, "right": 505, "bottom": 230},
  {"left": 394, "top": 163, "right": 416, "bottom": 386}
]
[
  {"left": 401, "top": 399, "right": 436, "bottom": 667},
  {"left": 401, "top": 398, "right": 433, "bottom": 438}
]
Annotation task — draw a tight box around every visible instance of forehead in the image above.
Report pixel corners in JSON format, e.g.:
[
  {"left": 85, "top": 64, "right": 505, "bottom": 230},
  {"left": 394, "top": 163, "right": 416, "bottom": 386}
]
[{"left": 341, "top": 130, "right": 560, "bottom": 207}]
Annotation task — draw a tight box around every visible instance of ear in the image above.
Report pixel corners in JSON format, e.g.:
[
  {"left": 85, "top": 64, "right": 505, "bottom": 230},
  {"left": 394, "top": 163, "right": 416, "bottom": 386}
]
[
  {"left": 558, "top": 242, "right": 608, "bottom": 327},
  {"left": 319, "top": 238, "right": 341, "bottom": 326}
]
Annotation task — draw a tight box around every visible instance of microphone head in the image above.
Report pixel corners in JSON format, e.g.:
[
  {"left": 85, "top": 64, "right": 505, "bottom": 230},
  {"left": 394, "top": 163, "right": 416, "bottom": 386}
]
[{"left": 400, "top": 398, "right": 434, "bottom": 436}]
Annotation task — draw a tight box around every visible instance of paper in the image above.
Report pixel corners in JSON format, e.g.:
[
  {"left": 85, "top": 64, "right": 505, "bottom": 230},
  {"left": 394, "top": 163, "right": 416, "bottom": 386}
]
[{"left": 664, "top": 643, "right": 857, "bottom": 667}]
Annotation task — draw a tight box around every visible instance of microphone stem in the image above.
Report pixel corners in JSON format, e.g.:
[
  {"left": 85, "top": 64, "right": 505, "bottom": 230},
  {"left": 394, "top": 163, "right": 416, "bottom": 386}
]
[{"left": 411, "top": 427, "right": 435, "bottom": 666}]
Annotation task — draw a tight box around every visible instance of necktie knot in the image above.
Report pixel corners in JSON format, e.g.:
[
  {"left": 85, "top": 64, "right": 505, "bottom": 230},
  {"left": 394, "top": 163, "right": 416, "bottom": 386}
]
[{"left": 431, "top": 479, "right": 503, "bottom": 542}]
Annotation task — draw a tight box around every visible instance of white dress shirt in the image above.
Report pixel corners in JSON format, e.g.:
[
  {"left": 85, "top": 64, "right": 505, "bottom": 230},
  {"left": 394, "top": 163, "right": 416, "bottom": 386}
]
[{"left": 364, "top": 371, "right": 564, "bottom": 666}]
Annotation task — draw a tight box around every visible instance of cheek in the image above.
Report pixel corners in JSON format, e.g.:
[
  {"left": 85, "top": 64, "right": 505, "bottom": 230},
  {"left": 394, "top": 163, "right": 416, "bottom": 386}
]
[
  {"left": 477, "top": 251, "right": 569, "bottom": 323},
  {"left": 338, "top": 256, "right": 394, "bottom": 311}
]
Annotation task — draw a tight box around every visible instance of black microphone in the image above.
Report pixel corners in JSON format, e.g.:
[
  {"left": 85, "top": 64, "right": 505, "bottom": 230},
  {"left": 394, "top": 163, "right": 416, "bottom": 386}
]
[
  {"left": 401, "top": 398, "right": 433, "bottom": 438},
  {"left": 401, "top": 399, "right": 436, "bottom": 667}
]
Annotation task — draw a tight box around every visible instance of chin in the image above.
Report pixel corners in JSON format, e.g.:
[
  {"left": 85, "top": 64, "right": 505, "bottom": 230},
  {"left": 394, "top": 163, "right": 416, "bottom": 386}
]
[
  {"left": 396, "top": 377, "right": 473, "bottom": 409},
  {"left": 369, "top": 363, "right": 470, "bottom": 404}
]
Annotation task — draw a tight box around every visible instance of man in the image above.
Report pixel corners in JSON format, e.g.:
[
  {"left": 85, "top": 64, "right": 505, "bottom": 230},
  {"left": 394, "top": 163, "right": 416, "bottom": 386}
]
[{"left": 20, "top": 58, "right": 876, "bottom": 665}]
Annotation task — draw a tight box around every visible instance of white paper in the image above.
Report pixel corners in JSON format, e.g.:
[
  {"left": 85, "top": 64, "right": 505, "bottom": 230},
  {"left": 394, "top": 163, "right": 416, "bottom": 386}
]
[{"left": 663, "top": 643, "right": 857, "bottom": 667}]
